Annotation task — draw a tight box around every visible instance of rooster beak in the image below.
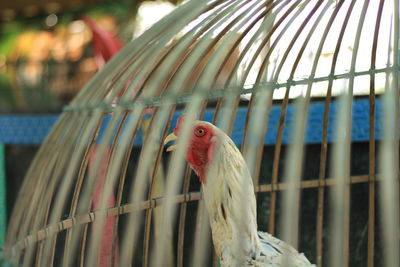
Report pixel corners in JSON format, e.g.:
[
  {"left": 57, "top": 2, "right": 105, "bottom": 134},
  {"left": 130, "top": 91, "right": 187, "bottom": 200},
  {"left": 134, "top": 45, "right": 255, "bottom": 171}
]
[{"left": 164, "top": 132, "right": 178, "bottom": 152}]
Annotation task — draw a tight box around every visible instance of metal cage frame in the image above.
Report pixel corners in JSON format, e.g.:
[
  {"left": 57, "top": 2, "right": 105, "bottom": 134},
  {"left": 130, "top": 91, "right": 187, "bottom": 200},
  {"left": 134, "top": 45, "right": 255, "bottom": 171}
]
[{"left": 4, "top": 0, "right": 399, "bottom": 266}]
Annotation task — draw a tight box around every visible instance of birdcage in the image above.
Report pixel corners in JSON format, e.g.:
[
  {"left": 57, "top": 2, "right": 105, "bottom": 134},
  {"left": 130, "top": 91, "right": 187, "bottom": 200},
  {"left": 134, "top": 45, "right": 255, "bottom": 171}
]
[{"left": 3, "top": 0, "right": 399, "bottom": 266}]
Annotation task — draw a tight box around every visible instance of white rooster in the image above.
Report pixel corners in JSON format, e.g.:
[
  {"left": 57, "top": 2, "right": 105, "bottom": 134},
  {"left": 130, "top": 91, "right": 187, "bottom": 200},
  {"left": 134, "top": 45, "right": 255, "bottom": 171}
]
[{"left": 164, "top": 115, "right": 315, "bottom": 267}]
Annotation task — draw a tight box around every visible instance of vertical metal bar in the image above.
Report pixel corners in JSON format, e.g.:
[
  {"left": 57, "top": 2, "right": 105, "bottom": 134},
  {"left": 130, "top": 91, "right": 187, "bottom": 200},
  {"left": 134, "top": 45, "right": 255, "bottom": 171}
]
[
  {"left": 141, "top": 115, "right": 160, "bottom": 267},
  {"left": 191, "top": 194, "right": 212, "bottom": 267},
  {"left": 315, "top": 3, "right": 346, "bottom": 266},
  {"left": 280, "top": 93, "right": 307, "bottom": 254},
  {"left": 176, "top": 166, "right": 193, "bottom": 267},
  {"left": 315, "top": 91, "right": 331, "bottom": 267},
  {"left": 142, "top": 108, "right": 176, "bottom": 267},
  {"left": 367, "top": 1, "right": 385, "bottom": 266},
  {"left": 329, "top": 1, "right": 367, "bottom": 266},
  {"left": 367, "top": 88, "right": 376, "bottom": 267},
  {"left": 110, "top": 112, "right": 143, "bottom": 267},
  {"left": 380, "top": 70, "right": 400, "bottom": 266},
  {"left": 328, "top": 83, "right": 351, "bottom": 267},
  {"left": 79, "top": 223, "right": 88, "bottom": 267},
  {"left": 178, "top": 102, "right": 213, "bottom": 267},
  {"left": 379, "top": 1, "right": 400, "bottom": 266}
]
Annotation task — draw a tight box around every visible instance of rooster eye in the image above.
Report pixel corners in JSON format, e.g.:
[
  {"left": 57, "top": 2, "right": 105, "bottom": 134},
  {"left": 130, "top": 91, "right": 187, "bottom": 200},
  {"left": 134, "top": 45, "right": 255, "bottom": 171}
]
[{"left": 195, "top": 128, "right": 206, "bottom": 136}]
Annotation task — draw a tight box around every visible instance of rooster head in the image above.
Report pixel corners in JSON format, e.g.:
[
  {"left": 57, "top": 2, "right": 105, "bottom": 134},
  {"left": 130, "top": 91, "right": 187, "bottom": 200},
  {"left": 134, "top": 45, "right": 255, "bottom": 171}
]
[{"left": 163, "top": 115, "right": 217, "bottom": 183}]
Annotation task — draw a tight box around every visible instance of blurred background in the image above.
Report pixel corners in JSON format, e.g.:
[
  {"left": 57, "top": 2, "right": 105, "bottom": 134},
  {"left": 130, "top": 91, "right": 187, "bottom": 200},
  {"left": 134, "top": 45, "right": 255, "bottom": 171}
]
[
  {"left": 0, "top": 0, "right": 179, "bottom": 248},
  {"left": 0, "top": 0, "right": 181, "bottom": 113}
]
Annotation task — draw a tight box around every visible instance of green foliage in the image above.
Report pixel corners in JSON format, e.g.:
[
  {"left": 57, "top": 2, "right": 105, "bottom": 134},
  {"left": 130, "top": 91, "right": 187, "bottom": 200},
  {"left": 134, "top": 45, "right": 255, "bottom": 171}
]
[{"left": 0, "top": 22, "right": 22, "bottom": 57}]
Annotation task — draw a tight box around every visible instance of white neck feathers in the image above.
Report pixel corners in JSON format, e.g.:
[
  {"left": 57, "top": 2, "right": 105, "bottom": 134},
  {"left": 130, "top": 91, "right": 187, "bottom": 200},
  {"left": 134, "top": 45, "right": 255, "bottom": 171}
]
[{"left": 201, "top": 130, "right": 260, "bottom": 261}]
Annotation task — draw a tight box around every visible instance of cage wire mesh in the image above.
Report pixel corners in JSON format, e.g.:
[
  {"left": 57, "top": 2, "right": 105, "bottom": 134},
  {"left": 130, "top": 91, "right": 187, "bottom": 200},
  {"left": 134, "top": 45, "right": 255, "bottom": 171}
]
[{"left": 3, "top": 0, "right": 400, "bottom": 266}]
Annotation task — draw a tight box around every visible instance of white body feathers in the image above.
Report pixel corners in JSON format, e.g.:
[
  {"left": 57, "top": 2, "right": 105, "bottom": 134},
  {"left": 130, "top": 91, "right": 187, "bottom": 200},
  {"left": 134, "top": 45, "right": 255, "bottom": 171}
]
[{"left": 198, "top": 122, "right": 314, "bottom": 267}]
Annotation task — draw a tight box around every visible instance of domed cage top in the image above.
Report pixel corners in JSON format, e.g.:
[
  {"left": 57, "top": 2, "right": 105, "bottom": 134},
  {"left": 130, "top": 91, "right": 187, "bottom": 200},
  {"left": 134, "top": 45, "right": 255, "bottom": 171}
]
[{"left": 4, "top": 0, "right": 400, "bottom": 266}]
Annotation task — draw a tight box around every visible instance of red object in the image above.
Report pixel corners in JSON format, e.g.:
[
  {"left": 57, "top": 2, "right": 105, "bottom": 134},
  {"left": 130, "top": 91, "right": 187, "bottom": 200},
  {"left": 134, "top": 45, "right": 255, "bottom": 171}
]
[
  {"left": 83, "top": 16, "right": 123, "bottom": 267},
  {"left": 81, "top": 16, "right": 124, "bottom": 68}
]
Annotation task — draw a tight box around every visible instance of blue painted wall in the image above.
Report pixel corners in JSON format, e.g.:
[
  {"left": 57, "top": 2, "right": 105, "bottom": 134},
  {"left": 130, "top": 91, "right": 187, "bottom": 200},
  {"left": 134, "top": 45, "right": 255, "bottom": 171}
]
[{"left": 0, "top": 98, "right": 381, "bottom": 146}]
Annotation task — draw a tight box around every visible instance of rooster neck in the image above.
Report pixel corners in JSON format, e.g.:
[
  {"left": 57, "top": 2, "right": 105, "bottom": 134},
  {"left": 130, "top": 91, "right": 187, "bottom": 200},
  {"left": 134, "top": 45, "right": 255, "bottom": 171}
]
[{"left": 200, "top": 137, "right": 261, "bottom": 261}]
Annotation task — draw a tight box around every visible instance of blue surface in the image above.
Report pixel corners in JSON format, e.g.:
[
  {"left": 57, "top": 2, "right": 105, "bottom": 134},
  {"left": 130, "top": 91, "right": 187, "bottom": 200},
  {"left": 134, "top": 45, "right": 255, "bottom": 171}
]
[
  {"left": 0, "top": 98, "right": 382, "bottom": 145},
  {"left": 0, "top": 115, "right": 59, "bottom": 145}
]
